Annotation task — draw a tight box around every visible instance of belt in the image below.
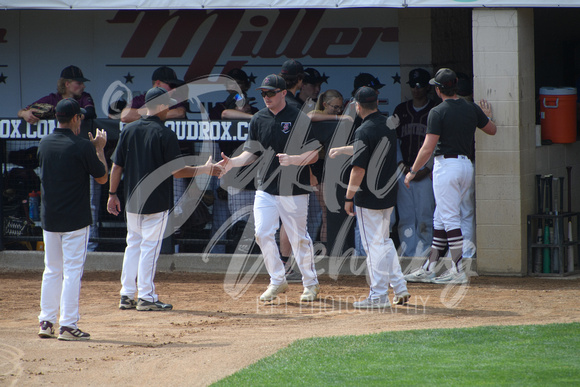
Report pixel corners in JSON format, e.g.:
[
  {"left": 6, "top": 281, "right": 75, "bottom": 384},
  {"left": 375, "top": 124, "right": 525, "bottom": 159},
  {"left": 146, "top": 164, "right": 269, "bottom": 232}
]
[{"left": 443, "top": 154, "right": 459, "bottom": 159}]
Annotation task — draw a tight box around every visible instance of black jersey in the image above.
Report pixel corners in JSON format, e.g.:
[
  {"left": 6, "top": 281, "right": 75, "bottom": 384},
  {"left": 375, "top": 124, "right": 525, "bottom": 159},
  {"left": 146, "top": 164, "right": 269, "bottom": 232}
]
[
  {"left": 112, "top": 115, "right": 183, "bottom": 214},
  {"left": 394, "top": 99, "right": 437, "bottom": 166},
  {"left": 38, "top": 128, "right": 106, "bottom": 232},
  {"left": 427, "top": 98, "right": 489, "bottom": 157},
  {"left": 244, "top": 104, "right": 318, "bottom": 196},
  {"left": 351, "top": 111, "right": 398, "bottom": 210}
]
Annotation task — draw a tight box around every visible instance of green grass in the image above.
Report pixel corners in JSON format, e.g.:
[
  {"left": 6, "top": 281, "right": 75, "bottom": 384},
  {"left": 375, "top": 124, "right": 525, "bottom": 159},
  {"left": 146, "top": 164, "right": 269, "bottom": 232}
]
[{"left": 214, "top": 323, "right": 580, "bottom": 386}]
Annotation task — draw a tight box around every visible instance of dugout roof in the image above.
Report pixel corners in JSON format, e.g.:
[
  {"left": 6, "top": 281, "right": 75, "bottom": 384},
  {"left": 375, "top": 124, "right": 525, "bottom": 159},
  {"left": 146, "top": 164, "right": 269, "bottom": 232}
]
[{"left": 1, "top": 0, "right": 579, "bottom": 10}]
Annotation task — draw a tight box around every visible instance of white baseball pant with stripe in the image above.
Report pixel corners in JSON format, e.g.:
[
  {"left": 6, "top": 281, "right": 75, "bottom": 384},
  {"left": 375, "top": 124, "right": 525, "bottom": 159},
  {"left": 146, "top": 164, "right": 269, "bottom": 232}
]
[{"left": 356, "top": 206, "right": 407, "bottom": 298}]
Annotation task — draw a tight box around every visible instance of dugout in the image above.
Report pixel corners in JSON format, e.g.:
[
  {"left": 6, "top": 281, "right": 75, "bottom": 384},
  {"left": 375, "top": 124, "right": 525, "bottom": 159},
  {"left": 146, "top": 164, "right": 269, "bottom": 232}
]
[{"left": 0, "top": 1, "right": 579, "bottom": 276}]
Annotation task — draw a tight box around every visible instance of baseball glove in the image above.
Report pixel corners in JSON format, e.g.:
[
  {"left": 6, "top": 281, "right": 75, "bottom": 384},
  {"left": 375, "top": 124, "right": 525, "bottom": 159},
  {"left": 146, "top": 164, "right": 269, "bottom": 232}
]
[{"left": 29, "top": 103, "right": 55, "bottom": 119}]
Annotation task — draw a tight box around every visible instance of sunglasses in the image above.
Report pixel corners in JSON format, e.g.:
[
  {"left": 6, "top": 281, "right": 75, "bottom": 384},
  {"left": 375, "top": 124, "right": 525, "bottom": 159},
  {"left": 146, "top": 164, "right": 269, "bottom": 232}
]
[
  {"left": 327, "top": 103, "right": 342, "bottom": 110},
  {"left": 260, "top": 89, "right": 283, "bottom": 98}
]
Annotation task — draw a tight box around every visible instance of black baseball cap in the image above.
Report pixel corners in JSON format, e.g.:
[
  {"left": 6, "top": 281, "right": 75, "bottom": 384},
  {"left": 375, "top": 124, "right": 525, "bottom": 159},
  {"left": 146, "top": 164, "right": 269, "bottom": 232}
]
[
  {"left": 60, "top": 65, "right": 89, "bottom": 82},
  {"left": 303, "top": 68, "right": 323, "bottom": 85},
  {"left": 354, "top": 86, "right": 378, "bottom": 103},
  {"left": 429, "top": 68, "right": 458, "bottom": 89},
  {"left": 152, "top": 66, "right": 184, "bottom": 87},
  {"left": 228, "top": 68, "right": 251, "bottom": 85},
  {"left": 353, "top": 73, "right": 385, "bottom": 91},
  {"left": 407, "top": 68, "right": 431, "bottom": 88},
  {"left": 256, "top": 74, "right": 286, "bottom": 91},
  {"left": 55, "top": 98, "right": 86, "bottom": 118},
  {"left": 145, "top": 87, "right": 177, "bottom": 107},
  {"left": 280, "top": 59, "right": 304, "bottom": 79}
]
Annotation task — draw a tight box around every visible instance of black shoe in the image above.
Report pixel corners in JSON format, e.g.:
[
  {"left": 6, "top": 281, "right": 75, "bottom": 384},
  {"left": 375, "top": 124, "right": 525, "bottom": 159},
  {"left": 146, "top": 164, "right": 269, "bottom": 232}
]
[
  {"left": 58, "top": 326, "right": 90, "bottom": 341},
  {"left": 38, "top": 321, "right": 55, "bottom": 338},
  {"left": 119, "top": 296, "right": 137, "bottom": 310},
  {"left": 136, "top": 298, "right": 173, "bottom": 311}
]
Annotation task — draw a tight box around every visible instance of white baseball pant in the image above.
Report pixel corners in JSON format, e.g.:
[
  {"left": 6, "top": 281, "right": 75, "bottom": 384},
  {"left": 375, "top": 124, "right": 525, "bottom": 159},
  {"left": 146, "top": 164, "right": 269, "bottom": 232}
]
[
  {"left": 39, "top": 226, "right": 90, "bottom": 328},
  {"left": 432, "top": 155, "right": 474, "bottom": 231},
  {"left": 356, "top": 206, "right": 407, "bottom": 298},
  {"left": 120, "top": 211, "right": 168, "bottom": 302},
  {"left": 253, "top": 190, "right": 318, "bottom": 287}
]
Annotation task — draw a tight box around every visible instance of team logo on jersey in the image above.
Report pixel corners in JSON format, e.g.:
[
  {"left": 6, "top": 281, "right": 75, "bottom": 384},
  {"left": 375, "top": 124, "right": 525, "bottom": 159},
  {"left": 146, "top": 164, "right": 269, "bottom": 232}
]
[{"left": 281, "top": 122, "right": 292, "bottom": 133}]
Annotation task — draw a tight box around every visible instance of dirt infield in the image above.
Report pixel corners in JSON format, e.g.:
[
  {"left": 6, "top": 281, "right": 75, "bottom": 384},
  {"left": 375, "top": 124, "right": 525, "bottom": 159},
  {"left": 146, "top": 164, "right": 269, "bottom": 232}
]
[{"left": 1, "top": 271, "right": 579, "bottom": 386}]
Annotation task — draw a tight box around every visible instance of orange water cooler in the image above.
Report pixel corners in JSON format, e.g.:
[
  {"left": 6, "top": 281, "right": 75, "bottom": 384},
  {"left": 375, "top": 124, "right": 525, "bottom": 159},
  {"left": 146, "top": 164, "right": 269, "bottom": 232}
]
[{"left": 540, "top": 87, "right": 577, "bottom": 144}]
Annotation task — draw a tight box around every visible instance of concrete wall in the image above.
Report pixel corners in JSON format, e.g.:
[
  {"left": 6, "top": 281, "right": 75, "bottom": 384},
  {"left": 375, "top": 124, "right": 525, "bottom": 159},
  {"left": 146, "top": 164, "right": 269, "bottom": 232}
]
[{"left": 473, "top": 8, "right": 536, "bottom": 275}]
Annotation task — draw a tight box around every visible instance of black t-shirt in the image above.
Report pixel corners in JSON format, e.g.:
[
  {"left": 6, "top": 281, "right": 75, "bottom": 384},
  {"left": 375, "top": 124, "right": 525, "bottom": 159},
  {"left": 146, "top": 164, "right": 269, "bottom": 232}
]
[
  {"left": 244, "top": 104, "right": 318, "bottom": 196},
  {"left": 427, "top": 98, "right": 489, "bottom": 157},
  {"left": 38, "top": 128, "right": 106, "bottom": 232},
  {"left": 112, "top": 115, "right": 184, "bottom": 214},
  {"left": 351, "top": 111, "right": 398, "bottom": 210}
]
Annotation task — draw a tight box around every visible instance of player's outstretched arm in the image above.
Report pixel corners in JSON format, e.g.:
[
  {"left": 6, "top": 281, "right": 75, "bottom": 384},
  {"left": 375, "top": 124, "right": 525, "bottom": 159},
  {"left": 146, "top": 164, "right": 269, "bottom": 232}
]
[
  {"left": 479, "top": 99, "right": 497, "bottom": 136},
  {"left": 276, "top": 150, "right": 318, "bottom": 166},
  {"left": 173, "top": 156, "right": 224, "bottom": 178},
  {"left": 328, "top": 145, "right": 354, "bottom": 159},
  {"left": 405, "top": 133, "right": 438, "bottom": 188},
  {"left": 217, "top": 151, "right": 257, "bottom": 178}
]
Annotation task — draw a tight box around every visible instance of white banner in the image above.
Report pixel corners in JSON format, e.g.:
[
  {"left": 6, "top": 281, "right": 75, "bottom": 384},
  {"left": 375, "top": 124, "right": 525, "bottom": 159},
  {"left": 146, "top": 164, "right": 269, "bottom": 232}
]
[{"left": 0, "top": 9, "right": 402, "bottom": 118}]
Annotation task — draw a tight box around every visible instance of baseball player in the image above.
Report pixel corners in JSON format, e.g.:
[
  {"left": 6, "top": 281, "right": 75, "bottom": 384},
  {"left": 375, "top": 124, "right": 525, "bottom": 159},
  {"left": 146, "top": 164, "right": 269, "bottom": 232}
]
[
  {"left": 218, "top": 74, "right": 321, "bottom": 302},
  {"left": 280, "top": 59, "right": 305, "bottom": 110},
  {"left": 37, "top": 98, "right": 108, "bottom": 340},
  {"left": 107, "top": 87, "right": 222, "bottom": 311},
  {"left": 393, "top": 68, "right": 437, "bottom": 257},
  {"left": 345, "top": 87, "right": 409, "bottom": 308},
  {"left": 18, "top": 65, "right": 96, "bottom": 124},
  {"left": 404, "top": 68, "right": 496, "bottom": 284}
]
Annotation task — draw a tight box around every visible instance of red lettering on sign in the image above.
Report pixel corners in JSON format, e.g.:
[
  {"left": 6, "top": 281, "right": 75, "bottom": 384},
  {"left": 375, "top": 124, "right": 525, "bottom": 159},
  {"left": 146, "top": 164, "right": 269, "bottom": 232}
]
[
  {"left": 308, "top": 28, "right": 359, "bottom": 58},
  {"left": 110, "top": 10, "right": 399, "bottom": 80},
  {"left": 232, "top": 31, "right": 262, "bottom": 57},
  {"left": 255, "top": 10, "right": 301, "bottom": 59},
  {"left": 284, "top": 9, "right": 325, "bottom": 58},
  {"left": 184, "top": 10, "right": 244, "bottom": 81}
]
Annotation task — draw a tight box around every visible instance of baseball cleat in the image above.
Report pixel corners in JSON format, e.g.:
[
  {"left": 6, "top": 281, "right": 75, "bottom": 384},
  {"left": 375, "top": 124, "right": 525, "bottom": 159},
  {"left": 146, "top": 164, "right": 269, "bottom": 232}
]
[
  {"left": 404, "top": 267, "right": 436, "bottom": 283},
  {"left": 285, "top": 269, "right": 302, "bottom": 283},
  {"left": 136, "top": 299, "right": 173, "bottom": 311},
  {"left": 38, "top": 321, "right": 55, "bottom": 338},
  {"left": 259, "top": 283, "right": 289, "bottom": 301},
  {"left": 299, "top": 284, "right": 320, "bottom": 302},
  {"left": 353, "top": 295, "right": 391, "bottom": 309},
  {"left": 58, "top": 326, "right": 90, "bottom": 341},
  {"left": 119, "top": 296, "right": 137, "bottom": 310},
  {"left": 393, "top": 291, "right": 411, "bottom": 305},
  {"left": 432, "top": 270, "right": 468, "bottom": 284}
]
